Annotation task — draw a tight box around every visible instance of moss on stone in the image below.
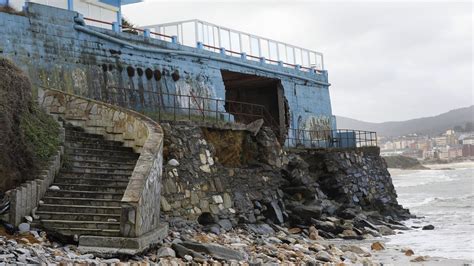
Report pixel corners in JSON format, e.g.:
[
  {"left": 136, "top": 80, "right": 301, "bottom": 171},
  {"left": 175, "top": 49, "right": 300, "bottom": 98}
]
[{"left": 20, "top": 105, "right": 60, "bottom": 165}]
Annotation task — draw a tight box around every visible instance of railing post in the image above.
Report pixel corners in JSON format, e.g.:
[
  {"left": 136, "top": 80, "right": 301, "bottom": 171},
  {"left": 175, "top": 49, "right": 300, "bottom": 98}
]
[
  {"left": 112, "top": 22, "right": 120, "bottom": 33},
  {"left": 67, "top": 0, "right": 73, "bottom": 11},
  {"left": 143, "top": 29, "right": 151, "bottom": 38},
  {"left": 240, "top": 52, "right": 247, "bottom": 60},
  {"left": 171, "top": 35, "right": 178, "bottom": 44},
  {"left": 259, "top": 57, "right": 266, "bottom": 64},
  {"left": 219, "top": 47, "right": 226, "bottom": 55}
]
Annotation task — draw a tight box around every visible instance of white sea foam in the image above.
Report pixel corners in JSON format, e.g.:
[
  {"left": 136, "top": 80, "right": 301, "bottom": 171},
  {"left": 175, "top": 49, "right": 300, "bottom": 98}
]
[{"left": 388, "top": 164, "right": 474, "bottom": 260}]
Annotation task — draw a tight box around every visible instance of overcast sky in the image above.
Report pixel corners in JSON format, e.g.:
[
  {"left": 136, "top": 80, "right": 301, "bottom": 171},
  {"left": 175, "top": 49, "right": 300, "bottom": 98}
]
[{"left": 123, "top": 0, "right": 473, "bottom": 123}]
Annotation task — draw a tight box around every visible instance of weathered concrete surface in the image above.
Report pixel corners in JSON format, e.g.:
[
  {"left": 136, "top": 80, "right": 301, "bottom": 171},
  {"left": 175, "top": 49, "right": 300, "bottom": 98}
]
[{"left": 0, "top": 3, "right": 335, "bottom": 141}]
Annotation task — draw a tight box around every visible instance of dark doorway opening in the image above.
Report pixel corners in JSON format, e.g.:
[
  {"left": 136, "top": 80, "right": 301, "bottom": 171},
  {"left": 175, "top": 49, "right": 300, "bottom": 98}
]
[{"left": 221, "top": 70, "right": 288, "bottom": 141}]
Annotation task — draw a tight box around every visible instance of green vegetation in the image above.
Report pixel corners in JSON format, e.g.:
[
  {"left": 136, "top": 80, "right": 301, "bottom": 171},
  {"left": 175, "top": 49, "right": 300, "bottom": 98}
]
[
  {"left": 20, "top": 105, "right": 60, "bottom": 165},
  {"left": 0, "top": 57, "right": 60, "bottom": 191},
  {"left": 383, "top": 155, "right": 428, "bottom": 170}
]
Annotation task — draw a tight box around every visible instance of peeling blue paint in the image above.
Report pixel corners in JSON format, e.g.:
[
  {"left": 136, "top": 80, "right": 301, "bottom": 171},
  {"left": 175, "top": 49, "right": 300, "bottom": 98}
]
[{"left": 0, "top": 3, "right": 336, "bottom": 139}]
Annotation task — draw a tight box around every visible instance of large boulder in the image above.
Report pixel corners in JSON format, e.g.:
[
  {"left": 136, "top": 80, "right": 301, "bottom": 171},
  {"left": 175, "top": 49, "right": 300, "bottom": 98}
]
[{"left": 180, "top": 241, "right": 245, "bottom": 261}]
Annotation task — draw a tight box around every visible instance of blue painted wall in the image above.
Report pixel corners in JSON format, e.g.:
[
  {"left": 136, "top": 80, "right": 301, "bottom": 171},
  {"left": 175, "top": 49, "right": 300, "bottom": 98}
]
[{"left": 0, "top": 3, "right": 336, "bottom": 144}]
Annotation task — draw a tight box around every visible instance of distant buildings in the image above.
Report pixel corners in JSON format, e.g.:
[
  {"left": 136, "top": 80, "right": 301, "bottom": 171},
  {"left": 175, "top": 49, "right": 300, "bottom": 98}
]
[{"left": 380, "top": 129, "right": 474, "bottom": 161}]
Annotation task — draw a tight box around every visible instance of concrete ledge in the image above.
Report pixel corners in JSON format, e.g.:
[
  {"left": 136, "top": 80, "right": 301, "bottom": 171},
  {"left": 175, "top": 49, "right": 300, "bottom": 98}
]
[{"left": 78, "top": 223, "right": 168, "bottom": 255}]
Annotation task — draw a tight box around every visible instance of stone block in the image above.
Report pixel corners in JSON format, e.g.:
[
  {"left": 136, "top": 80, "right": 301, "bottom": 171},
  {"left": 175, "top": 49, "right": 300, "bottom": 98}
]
[{"left": 223, "top": 193, "right": 232, "bottom": 209}]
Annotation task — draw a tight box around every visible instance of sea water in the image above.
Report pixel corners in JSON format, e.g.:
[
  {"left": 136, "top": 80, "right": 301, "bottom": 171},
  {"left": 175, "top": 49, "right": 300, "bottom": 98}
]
[{"left": 388, "top": 162, "right": 474, "bottom": 260}]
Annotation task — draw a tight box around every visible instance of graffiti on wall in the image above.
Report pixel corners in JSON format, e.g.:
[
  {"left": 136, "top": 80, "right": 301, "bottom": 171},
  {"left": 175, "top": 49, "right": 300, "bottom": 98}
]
[{"left": 306, "top": 115, "right": 332, "bottom": 140}]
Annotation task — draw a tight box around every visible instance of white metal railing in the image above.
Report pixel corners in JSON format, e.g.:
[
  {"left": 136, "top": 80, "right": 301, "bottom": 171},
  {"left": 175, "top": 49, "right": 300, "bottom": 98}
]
[{"left": 141, "top": 19, "right": 324, "bottom": 71}]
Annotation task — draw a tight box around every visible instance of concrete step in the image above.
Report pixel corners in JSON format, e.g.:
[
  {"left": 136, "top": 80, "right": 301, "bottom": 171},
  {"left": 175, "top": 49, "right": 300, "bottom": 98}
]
[
  {"left": 54, "top": 177, "right": 129, "bottom": 186},
  {"left": 44, "top": 190, "right": 123, "bottom": 200},
  {"left": 35, "top": 211, "right": 120, "bottom": 222},
  {"left": 65, "top": 147, "right": 139, "bottom": 158},
  {"left": 50, "top": 183, "right": 127, "bottom": 193},
  {"left": 37, "top": 204, "right": 121, "bottom": 215},
  {"left": 54, "top": 228, "right": 120, "bottom": 237},
  {"left": 66, "top": 153, "right": 139, "bottom": 163},
  {"left": 39, "top": 220, "right": 120, "bottom": 230},
  {"left": 65, "top": 142, "right": 134, "bottom": 153},
  {"left": 68, "top": 160, "right": 136, "bottom": 168},
  {"left": 65, "top": 136, "right": 125, "bottom": 147},
  {"left": 59, "top": 171, "right": 133, "bottom": 180},
  {"left": 64, "top": 166, "right": 133, "bottom": 175},
  {"left": 42, "top": 197, "right": 122, "bottom": 207},
  {"left": 65, "top": 131, "right": 105, "bottom": 140}
]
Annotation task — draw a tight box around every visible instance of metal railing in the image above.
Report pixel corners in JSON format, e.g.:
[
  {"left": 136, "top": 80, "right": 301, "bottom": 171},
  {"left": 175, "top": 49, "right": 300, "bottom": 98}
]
[
  {"left": 142, "top": 19, "right": 324, "bottom": 71},
  {"left": 285, "top": 128, "right": 377, "bottom": 149},
  {"left": 81, "top": 17, "right": 324, "bottom": 73},
  {"left": 104, "top": 86, "right": 280, "bottom": 127}
]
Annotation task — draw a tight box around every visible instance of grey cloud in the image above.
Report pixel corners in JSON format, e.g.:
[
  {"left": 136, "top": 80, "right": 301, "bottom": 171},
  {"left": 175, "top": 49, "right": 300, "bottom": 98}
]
[{"left": 123, "top": 1, "right": 472, "bottom": 122}]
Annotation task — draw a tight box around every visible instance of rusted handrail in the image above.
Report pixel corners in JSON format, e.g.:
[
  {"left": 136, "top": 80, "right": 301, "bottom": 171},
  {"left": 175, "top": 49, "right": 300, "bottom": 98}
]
[
  {"left": 105, "top": 86, "right": 275, "bottom": 127},
  {"left": 84, "top": 17, "right": 113, "bottom": 26}
]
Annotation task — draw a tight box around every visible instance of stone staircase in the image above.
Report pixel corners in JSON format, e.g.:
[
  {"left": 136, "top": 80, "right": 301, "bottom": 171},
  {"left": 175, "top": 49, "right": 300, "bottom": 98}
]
[{"left": 34, "top": 125, "right": 139, "bottom": 238}]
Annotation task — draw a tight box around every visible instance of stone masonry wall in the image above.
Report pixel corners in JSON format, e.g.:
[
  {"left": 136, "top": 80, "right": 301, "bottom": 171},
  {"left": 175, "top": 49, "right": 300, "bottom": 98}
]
[
  {"left": 161, "top": 123, "right": 409, "bottom": 229},
  {"left": 293, "top": 147, "right": 409, "bottom": 218},
  {"left": 160, "top": 122, "right": 288, "bottom": 227}
]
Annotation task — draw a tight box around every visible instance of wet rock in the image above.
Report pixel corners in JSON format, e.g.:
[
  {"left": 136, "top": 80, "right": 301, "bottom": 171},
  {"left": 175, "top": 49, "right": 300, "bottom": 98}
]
[
  {"left": 203, "top": 224, "right": 220, "bottom": 235},
  {"left": 338, "top": 208, "right": 358, "bottom": 219},
  {"left": 181, "top": 241, "right": 245, "bottom": 261},
  {"left": 217, "top": 219, "right": 233, "bottom": 231},
  {"left": 171, "top": 243, "right": 206, "bottom": 260},
  {"left": 377, "top": 225, "right": 395, "bottom": 235},
  {"left": 157, "top": 247, "right": 176, "bottom": 258},
  {"left": 315, "top": 251, "right": 332, "bottom": 262},
  {"left": 422, "top": 224, "right": 435, "bottom": 230},
  {"left": 404, "top": 249, "right": 414, "bottom": 256},
  {"left": 18, "top": 223, "right": 30, "bottom": 233},
  {"left": 410, "top": 256, "right": 427, "bottom": 262},
  {"left": 371, "top": 241, "right": 385, "bottom": 251},
  {"left": 264, "top": 201, "right": 284, "bottom": 224},
  {"left": 309, "top": 226, "right": 318, "bottom": 240},
  {"left": 288, "top": 227, "right": 301, "bottom": 234},
  {"left": 246, "top": 224, "right": 275, "bottom": 235},
  {"left": 168, "top": 159, "right": 180, "bottom": 166},
  {"left": 24, "top": 216, "right": 33, "bottom": 223},
  {"left": 340, "top": 245, "right": 370, "bottom": 255},
  {"left": 291, "top": 205, "right": 322, "bottom": 223},
  {"left": 312, "top": 219, "right": 343, "bottom": 235}
]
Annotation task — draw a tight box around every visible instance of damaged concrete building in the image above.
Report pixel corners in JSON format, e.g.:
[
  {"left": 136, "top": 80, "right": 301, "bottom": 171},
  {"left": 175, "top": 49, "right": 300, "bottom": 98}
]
[{"left": 0, "top": 2, "right": 408, "bottom": 255}]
